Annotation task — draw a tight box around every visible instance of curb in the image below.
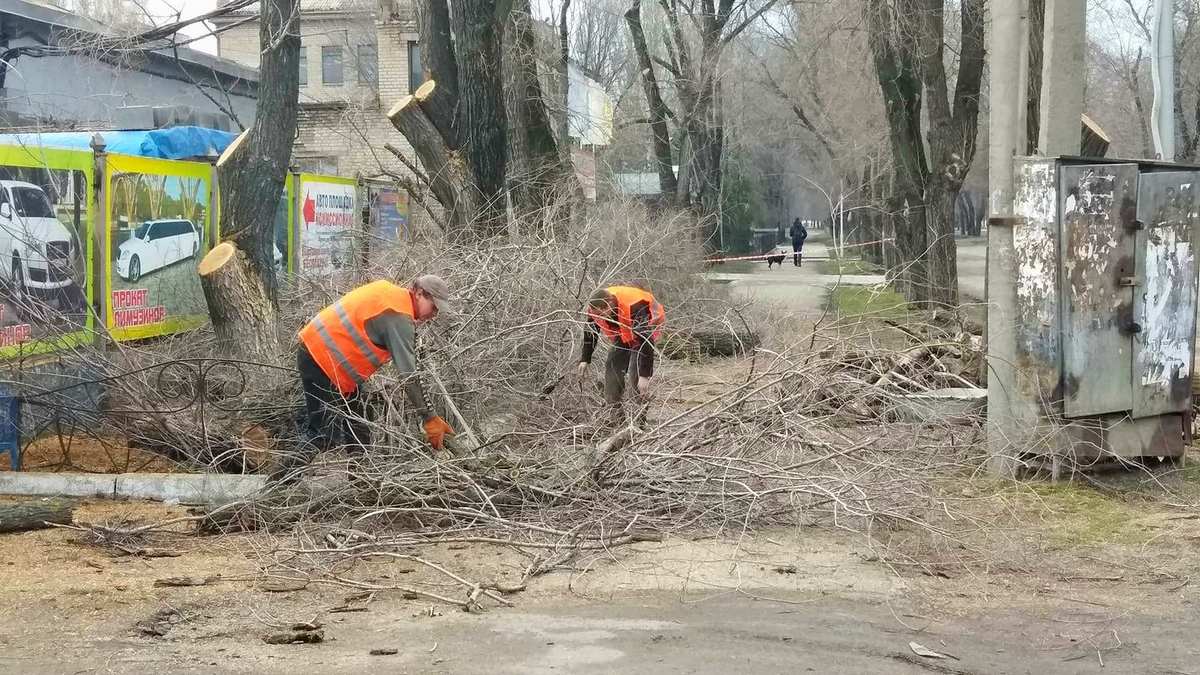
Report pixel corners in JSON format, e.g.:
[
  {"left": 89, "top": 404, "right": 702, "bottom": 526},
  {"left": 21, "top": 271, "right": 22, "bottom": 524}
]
[{"left": 0, "top": 472, "right": 265, "bottom": 504}]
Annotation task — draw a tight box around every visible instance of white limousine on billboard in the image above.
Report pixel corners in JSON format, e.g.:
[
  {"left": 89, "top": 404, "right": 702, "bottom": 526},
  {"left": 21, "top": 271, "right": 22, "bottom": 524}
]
[
  {"left": 117, "top": 219, "right": 200, "bottom": 282},
  {"left": 0, "top": 180, "right": 82, "bottom": 305}
]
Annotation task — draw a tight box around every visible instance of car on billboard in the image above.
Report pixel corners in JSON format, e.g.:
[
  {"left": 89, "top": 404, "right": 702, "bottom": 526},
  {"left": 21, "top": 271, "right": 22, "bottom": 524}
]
[
  {"left": 117, "top": 218, "right": 200, "bottom": 282},
  {"left": 0, "top": 180, "right": 83, "bottom": 310}
]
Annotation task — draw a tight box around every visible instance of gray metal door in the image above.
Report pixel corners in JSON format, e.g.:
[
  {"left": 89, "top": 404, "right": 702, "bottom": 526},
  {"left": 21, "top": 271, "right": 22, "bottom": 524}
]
[
  {"left": 1132, "top": 172, "right": 1200, "bottom": 418},
  {"left": 1059, "top": 164, "right": 1140, "bottom": 418}
]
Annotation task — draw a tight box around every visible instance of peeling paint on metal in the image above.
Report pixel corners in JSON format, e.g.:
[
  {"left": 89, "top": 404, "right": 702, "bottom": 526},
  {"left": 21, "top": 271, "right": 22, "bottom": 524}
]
[
  {"left": 1059, "top": 164, "right": 1139, "bottom": 417},
  {"left": 1012, "top": 161, "right": 1059, "bottom": 360},
  {"left": 1139, "top": 232, "right": 1191, "bottom": 386},
  {"left": 1134, "top": 173, "right": 1200, "bottom": 417}
]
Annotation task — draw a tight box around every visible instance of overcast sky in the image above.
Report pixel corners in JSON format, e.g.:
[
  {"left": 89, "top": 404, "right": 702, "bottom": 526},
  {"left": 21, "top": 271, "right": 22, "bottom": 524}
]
[{"left": 140, "top": 0, "right": 219, "bottom": 54}]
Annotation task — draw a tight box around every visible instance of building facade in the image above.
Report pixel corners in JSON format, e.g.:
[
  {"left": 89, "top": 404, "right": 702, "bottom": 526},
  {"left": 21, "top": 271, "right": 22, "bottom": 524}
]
[
  {"left": 214, "top": 0, "right": 421, "bottom": 179},
  {"left": 0, "top": 0, "right": 257, "bottom": 131}
]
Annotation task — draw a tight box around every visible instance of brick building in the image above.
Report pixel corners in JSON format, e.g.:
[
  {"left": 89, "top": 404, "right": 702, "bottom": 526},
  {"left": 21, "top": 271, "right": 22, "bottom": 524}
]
[{"left": 213, "top": 0, "right": 420, "bottom": 179}]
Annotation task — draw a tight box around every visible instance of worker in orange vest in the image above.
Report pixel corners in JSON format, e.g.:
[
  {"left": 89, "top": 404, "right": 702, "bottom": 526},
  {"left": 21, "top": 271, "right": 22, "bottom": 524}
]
[
  {"left": 577, "top": 285, "right": 665, "bottom": 419},
  {"left": 269, "top": 275, "right": 456, "bottom": 484}
]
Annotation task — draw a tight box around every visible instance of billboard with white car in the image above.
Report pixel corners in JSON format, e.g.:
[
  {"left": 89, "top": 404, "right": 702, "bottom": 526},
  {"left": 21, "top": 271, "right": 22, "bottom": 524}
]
[
  {"left": 106, "top": 155, "right": 213, "bottom": 341},
  {"left": 0, "top": 145, "right": 92, "bottom": 357}
]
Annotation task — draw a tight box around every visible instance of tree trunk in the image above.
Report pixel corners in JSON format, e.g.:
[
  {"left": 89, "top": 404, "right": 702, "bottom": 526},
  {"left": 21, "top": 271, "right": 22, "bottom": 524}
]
[
  {"left": 0, "top": 498, "right": 75, "bottom": 533},
  {"left": 1026, "top": 0, "right": 1045, "bottom": 154},
  {"left": 1129, "top": 50, "right": 1155, "bottom": 158},
  {"left": 389, "top": 82, "right": 477, "bottom": 229},
  {"left": 452, "top": 0, "right": 510, "bottom": 236},
  {"left": 624, "top": 0, "right": 677, "bottom": 197},
  {"left": 506, "top": 0, "right": 572, "bottom": 224},
  {"left": 419, "top": 0, "right": 461, "bottom": 148},
  {"left": 867, "top": 0, "right": 930, "bottom": 301},
  {"left": 204, "top": 0, "right": 299, "bottom": 357},
  {"left": 558, "top": 0, "right": 573, "bottom": 159},
  {"left": 199, "top": 242, "right": 277, "bottom": 357},
  {"left": 926, "top": 186, "right": 960, "bottom": 307}
]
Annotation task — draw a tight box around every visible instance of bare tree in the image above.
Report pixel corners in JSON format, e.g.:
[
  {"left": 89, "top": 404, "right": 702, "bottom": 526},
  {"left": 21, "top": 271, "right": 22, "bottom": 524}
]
[
  {"left": 866, "top": 0, "right": 983, "bottom": 305},
  {"left": 387, "top": 0, "right": 514, "bottom": 237},
  {"left": 624, "top": 0, "right": 678, "bottom": 197},
  {"left": 571, "top": 0, "right": 630, "bottom": 93},
  {"left": 198, "top": 0, "right": 301, "bottom": 357},
  {"left": 503, "top": 0, "right": 573, "bottom": 223}
]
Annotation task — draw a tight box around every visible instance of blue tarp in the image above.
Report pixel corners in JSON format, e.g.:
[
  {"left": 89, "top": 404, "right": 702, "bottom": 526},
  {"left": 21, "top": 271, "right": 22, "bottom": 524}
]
[{"left": 0, "top": 126, "right": 237, "bottom": 160}]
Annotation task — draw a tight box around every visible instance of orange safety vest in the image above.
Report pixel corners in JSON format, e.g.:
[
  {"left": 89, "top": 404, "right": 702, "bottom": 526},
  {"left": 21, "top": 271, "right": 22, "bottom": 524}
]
[
  {"left": 588, "top": 285, "right": 665, "bottom": 346},
  {"left": 299, "top": 281, "right": 414, "bottom": 393}
]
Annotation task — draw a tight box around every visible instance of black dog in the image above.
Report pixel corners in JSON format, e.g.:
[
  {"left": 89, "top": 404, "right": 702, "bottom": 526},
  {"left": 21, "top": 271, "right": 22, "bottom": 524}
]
[{"left": 766, "top": 252, "right": 786, "bottom": 269}]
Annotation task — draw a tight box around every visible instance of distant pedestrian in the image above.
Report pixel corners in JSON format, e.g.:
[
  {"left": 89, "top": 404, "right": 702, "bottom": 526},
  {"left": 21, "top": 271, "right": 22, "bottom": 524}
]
[{"left": 788, "top": 218, "right": 808, "bottom": 267}]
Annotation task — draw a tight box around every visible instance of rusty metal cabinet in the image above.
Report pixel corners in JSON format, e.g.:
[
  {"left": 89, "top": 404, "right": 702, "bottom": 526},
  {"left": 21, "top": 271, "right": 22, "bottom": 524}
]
[{"left": 1000, "top": 158, "right": 1200, "bottom": 465}]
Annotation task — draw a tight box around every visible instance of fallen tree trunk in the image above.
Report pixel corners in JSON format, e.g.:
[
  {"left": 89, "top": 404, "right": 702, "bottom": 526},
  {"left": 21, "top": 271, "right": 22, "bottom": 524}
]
[
  {"left": 199, "top": 242, "right": 278, "bottom": 359},
  {"left": 0, "top": 498, "right": 76, "bottom": 533},
  {"left": 661, "top": 328, "right": 761, "bottom": 360}
]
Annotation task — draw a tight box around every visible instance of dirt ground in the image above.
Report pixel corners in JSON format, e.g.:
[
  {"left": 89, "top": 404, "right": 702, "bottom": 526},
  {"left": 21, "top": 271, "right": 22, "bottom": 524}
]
[
  {"left": 5, "top": 236, "right": 1199, "bottom": 673},
  {"left": 0, "top": 435, "right": 181, "bottom": 473},
  {"left": 2, "top": 488, "right": 1200, "bottom": 674}
]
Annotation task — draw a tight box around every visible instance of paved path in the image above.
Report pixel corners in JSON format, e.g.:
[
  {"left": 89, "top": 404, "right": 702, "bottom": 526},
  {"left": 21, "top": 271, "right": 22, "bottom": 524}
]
[
  {"left": 706, "top": 239, "right": 886, "bottom": 319},
  {"left": 707, "top": 236, "right": 989, "bottom": 317}
]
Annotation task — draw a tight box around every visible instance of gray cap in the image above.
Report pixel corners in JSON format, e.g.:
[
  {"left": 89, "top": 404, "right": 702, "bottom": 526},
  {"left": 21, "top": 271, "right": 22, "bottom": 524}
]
[{"left": 415, "top": 274, "right": 455, "bottom": 315}]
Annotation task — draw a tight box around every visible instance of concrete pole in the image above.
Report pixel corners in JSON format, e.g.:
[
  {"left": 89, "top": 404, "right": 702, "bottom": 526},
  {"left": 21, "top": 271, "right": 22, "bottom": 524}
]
[
  {"left": 988, "top": 0, "right": 1028, "bottom": 217},
  {"left": 1038, "top": 0, "right": 1087, "bottom": 156},
  {"left": 986, "top": 0, "right": 1030, "bottom": 476}
]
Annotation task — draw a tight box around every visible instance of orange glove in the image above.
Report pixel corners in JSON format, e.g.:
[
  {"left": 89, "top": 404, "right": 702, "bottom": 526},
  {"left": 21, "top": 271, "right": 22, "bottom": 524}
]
[{"left": 423, "top": 416, "right": 454, "bottom": 450}]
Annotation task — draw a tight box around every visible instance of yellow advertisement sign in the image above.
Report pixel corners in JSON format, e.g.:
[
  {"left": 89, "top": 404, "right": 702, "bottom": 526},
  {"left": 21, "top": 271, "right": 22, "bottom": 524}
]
[
  {"left": 105, "top": 154, "right": 214, "bottom": 341},
  {"left": 0, "top": 144, "right": 94, "bottom": 358}
]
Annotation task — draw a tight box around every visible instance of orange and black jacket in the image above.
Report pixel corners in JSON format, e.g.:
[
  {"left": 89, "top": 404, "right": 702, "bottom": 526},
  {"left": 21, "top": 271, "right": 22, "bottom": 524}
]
[
  {"left": 298, "top": 280, "right": 431, "bottom": 418},
  {"left": 581, "top": 286, "right": 665, "bottom": 378}
]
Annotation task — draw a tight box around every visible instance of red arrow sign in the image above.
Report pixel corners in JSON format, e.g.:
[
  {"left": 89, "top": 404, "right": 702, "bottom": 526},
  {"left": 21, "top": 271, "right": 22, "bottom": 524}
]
[{"left": 302, "top": 193, "right": 316, "bottom": 224}]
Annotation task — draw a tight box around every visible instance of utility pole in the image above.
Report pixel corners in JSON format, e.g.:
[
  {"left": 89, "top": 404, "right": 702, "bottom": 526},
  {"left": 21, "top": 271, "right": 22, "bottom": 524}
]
[
  {"left": 1038, "top": 0, "right": 1086, "bottom": 155},
  {"left": 987, "top": 0, "right": 1027, "bottom": 217},
  {"left": 1151, "top": 0, "right": 1176, "bottom": 160},
  {"left": 986, "top": 0, "right": 1030, "bottom": 475}
]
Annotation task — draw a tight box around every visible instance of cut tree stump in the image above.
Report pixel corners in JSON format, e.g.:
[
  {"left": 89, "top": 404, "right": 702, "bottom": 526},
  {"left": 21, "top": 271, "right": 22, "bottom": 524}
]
[
  {"left": 199, "top": 241, "right": 278, "bottom": 358},
  {"left": 387, "top": 81, "right": 478, "bottom": 228},
  {"left": 0, "top": 497, "right": 76, "bottom": 533}
]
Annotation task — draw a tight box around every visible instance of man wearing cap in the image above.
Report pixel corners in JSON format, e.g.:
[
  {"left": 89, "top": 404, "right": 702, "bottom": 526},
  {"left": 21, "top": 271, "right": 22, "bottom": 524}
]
[
  {"left": 269, "top": 275, "right": 456, "bottom": 483},
  {"left": 577, "top": 285, "right": 665, "bottom": 423}
]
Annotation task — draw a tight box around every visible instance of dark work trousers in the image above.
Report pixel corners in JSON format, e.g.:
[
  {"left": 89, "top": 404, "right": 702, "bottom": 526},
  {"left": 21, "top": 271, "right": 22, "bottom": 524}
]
[
  {"left": 602, "top": 341, "right": 653, "bottom": 427},
  {"left": 269, "top": 346, "right": 371, "bottom": 483},
  {"left": 603, "top": 343, "right": 642, "bottom": 405},
  {"left": 792, "top": 239, "right": 805, "bottom": 267}
]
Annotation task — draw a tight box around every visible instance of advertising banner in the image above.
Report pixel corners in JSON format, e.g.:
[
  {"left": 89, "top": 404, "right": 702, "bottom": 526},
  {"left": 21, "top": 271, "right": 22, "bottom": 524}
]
[
  {"left": 0, "top": 144, "right": 93, "bottom": 357},
  {"left": 297, "top": 173, "right": 357, "bottom": 278},
  {"left": 106, "top": 155, "right": 213, "bottom": 341},
  {"left": 368, "top": 185, "right": 408, "bottom": 242}
]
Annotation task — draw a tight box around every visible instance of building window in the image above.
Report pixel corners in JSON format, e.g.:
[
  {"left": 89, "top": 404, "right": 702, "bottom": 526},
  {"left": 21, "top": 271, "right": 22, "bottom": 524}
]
[
  {"left": 408, "top": 42, "right": 423, "bottom": 93},
  {"left": 298, "top": 47, "right": 307, "bottom": 86},
  {"left": 321, "top": 46, "right": 344, "bottom": 85},
  {"left": 297, "top": 156, "right": 339, "bottom": 175},
  {"left": 358, "top": 44, "right": 378, "bottom": 84}
]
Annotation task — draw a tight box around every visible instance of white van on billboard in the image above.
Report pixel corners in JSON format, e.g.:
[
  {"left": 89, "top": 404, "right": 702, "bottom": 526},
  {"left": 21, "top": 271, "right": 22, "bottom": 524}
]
[
  {"left": 116, "top": 218, "right": 201, "bottom": 282},
  {"left": 0, "top": 180, "right": 82, "bottom": 310}
]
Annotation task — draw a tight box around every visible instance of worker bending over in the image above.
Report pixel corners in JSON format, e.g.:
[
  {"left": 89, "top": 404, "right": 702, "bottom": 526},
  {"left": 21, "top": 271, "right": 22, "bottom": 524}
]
[
  {"left": 269, "top": 275, "right": 456, "bottom": 483},
  {"left": 577, "top": 285, "right": 665, "bottom": 421}
]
